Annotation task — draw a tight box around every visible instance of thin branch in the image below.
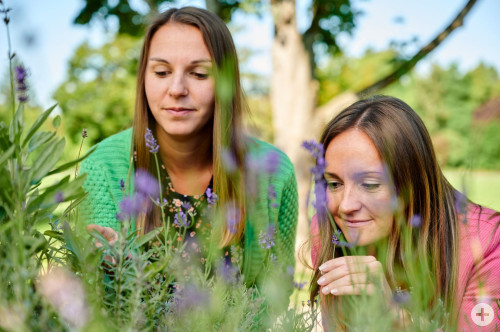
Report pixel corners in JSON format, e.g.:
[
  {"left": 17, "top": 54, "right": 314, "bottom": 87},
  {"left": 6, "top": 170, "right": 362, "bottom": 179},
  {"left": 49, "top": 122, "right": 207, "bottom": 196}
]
[{"left": 356, "top": 0, "right": 478, "bottom": 97}]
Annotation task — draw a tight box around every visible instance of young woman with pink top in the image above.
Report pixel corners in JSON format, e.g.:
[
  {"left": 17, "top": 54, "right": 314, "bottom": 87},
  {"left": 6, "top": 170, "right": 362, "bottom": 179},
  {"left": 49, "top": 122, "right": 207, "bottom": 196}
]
[{"left": 308, "top": 96, "right": 500, "bottom": 330}]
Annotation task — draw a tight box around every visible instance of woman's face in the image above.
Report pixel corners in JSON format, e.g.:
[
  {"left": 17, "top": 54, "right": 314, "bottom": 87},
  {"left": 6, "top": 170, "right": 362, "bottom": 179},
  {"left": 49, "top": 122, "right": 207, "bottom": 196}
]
[
  {"left": 324, "top": 128, "right": 395, "bottom": 246},
  {"left": 145, "top": 22, "right": 215, "bottom": 140}
]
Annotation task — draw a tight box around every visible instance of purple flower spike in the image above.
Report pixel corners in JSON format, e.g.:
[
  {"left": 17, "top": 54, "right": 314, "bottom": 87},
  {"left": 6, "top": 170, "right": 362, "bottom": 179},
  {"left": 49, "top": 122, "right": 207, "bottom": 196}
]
[
  {"left": 293, "top": 281, "right": 307, "bottom": 290},
  {"left": 221, "top": 148, "right": 237, "bottom": 173},
  {"left": 15, "top": 66, "right": 28, "bottom": 102},
  {"left": 174, "top": 284, "right": 210, "bottom": 314},
  {"left": 144, "top": 128, "right": 159, "bottom": 153},
  {"left": 217, "top": 258, "right": 239, "bottom": 284},
  {"left": 117, "top": 195, "right": 141, "bottom": 221},
  {"left": 332, "top": 229, "right": 341, "bottom": 245},
  {"left": 206, "top": 188, "right": 218, "bottom": 205},
  {"left": 225, "top": 203, "right": 240, "bottom": 234},
  {"left": 263, "top": 150, "right": 280, "bottom": 174},
  {"left": 302, "top": 140, "right": 324, "bottom": 160},
  {"left": 259, "top": 224, "right": 276, "bottom": 249},
  {"left": 393, "top": 288, "right": 411, "bottom": 305},
  {"left": 410, "top": 214, "right": 422, "bottom": 228},
  {"left": 119, "top": 179, "right": 125, "bottom": 191},
  {"left": 55, "top": 191, "right": 64, "bottom": 203},
  {"left": 174, "top": 211, "right": 191, "bottom": 227},
  {"left": 134, "top": 169, "right": 159, "bottom": 199}
]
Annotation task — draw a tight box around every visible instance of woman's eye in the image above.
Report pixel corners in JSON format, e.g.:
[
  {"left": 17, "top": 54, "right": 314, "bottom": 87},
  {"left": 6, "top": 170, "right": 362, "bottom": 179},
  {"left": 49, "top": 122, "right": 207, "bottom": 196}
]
[
  {"left": 154, "top": 71, "right": 169, "bottom": 77},
  {"left": 327, "top": 181, "right": 342, "bottom": 191},
  {"left": 191, "top": 72, "right": 209, "bottom": 79},
  {"left": 361, "top": 183, "right": 380, "bottom": 191}
]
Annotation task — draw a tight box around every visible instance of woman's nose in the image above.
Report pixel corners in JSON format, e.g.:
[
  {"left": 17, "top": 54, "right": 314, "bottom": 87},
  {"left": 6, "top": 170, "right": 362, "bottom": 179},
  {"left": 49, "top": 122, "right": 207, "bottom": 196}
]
[
  {"left": 168, "top": 74, "right": 188, "bottom": 97},
  {"left": 339, "top": 185, "right": 362, "bottom": 215}
]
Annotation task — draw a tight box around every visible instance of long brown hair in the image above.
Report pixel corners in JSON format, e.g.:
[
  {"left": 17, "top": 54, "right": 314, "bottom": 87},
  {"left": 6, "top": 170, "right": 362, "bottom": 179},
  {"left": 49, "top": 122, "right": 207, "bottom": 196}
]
[
  {"left": 310, "top": 96, "right": 459, "bottom": 321},
  {"left": 133, "top": 7, "right": 248, "bottom": 246}
]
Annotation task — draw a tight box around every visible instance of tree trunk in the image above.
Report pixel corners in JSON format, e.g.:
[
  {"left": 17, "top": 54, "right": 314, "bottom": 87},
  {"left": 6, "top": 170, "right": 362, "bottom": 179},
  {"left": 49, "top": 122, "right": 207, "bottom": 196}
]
[{"left": 270, "top": 0, "right": 318, "bottom": 266}]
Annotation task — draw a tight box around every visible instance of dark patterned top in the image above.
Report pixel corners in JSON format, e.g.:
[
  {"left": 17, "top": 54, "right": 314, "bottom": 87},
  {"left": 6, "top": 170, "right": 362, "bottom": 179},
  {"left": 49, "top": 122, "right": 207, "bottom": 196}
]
[{"left": 158, "top": 163, "right": 243, "bottom": 275}]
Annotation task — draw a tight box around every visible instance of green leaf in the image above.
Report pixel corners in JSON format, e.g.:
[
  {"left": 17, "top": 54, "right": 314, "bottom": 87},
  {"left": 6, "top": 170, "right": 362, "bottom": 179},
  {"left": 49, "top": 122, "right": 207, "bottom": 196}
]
[
  {"left": 52, "top": 114, "right": 61, "bottom": 129},
  {"left": 63, "top": 222, "right": 83, "bottom": 263},
  {"left": 28, "top": 131, "right": 56, "bottom": 153},
  {"left": 30, "top": 137, "right": 66, "bottom": 184},
  {"left": 22, "top": 104, "right": 57, "bottom": 148},
  {"left": 25, "top": 230, "right": 49, "bottom": 255},
  {"left": 26, "top": 174, "right": 87, "bottom": 215},
  {"left": 0, "top": 145, "right": 15, "bottom": 167},
  {"left": 44, "top": 230, "right": 65, "bottom": 242},
  {"left": 47, "top": 145, "right": 96, "bottom": 176},
  {"left": 133, "top": 227, "right": 161, "bottom": 248},
  {"left": 63, "top": 191, "right": 88, "bottom": 216},
  {"left": 8, "top": 102, "right": 24, "bottom": 142}
]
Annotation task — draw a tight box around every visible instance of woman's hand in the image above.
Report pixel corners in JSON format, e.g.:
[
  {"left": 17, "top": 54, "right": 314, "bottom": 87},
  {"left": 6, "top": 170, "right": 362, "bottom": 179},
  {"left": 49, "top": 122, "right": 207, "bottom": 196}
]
[
  {"left": 86, "top": 224, "right": 118, "bottom": 247},
  {"left": 317, "top": 256, "right": 392, "bottom": 302}
]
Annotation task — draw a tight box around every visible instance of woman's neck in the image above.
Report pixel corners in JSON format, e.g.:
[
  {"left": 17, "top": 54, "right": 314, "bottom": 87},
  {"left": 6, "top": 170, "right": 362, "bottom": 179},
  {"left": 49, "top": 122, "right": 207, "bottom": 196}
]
[{"left": 155, "top": 125, "right": 213, "bottom": 195}]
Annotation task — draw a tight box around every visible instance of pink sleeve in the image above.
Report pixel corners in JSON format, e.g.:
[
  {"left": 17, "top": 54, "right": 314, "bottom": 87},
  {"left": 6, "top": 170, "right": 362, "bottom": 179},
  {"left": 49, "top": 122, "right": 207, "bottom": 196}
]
[{"left": 456, "top": 205, "right": 500, "bottom": 331}]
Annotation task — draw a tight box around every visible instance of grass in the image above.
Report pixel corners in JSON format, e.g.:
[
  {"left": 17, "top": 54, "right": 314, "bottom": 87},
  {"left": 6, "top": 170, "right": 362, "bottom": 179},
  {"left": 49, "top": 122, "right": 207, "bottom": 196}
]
[{"left": 444, "top": 169, "right": 500, "bottom": 210}]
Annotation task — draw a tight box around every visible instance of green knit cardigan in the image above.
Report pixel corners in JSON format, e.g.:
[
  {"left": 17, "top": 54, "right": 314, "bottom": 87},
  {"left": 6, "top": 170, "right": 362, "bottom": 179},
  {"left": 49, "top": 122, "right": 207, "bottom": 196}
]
[{"left": 79, "top": 128, "right": 298, "bottom": 288}]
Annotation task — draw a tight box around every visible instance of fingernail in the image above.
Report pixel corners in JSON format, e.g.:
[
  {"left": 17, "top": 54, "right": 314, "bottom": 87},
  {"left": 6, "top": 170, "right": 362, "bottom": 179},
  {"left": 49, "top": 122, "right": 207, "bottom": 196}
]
[
  {"left": 317, "top": 277, "right": 325, "bottom": 285},
  {"left": 318, "top": 264, "right": 326, "bottom": 271},
  {"left": 321, "top": 286, "right": 329, "bottom": 294},
  {"left": 330, "top": 288, "right": 338, "bottom": 294}
]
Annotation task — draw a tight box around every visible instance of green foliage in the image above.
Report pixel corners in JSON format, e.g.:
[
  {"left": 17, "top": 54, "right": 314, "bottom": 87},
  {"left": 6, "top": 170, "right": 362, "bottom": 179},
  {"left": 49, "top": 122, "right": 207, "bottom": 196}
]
[
  {"left": 381, "top": 61, "right": 500, "bottom": 169},
  {"left": 53, "top": 35, "right": 140, "bottom": 147}
]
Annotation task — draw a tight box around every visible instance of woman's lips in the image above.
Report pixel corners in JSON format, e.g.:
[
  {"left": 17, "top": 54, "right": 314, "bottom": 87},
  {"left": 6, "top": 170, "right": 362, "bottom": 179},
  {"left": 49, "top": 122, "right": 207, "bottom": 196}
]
[
  {"left": 165, "top": 107, "right": 194, "bottom": 116},
  {"left": 344, "top": 220, "right": 372, "bottom": 228}
]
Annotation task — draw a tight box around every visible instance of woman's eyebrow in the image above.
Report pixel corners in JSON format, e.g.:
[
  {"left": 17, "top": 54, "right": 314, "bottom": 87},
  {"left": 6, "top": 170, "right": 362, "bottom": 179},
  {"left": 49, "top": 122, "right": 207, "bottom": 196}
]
[{"left": 148, "top": 57, "right": 211, "bottom": 64}]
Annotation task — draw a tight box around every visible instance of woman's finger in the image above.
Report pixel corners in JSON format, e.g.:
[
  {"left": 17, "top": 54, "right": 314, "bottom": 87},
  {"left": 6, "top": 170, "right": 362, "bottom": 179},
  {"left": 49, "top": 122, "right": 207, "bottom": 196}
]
[
  {"left": 318, "top": 256, "right": 376, "bottom": 273},
  {"left": 318, "top": 259, "right": 383, "bottom": 286},
  {"left": 328, "top": 283, "right": 376, "bottom": 296},
  {"left": 320, "top": 272, "right": 379, "bottom": 295},
  {"left": 86, "top": 224, "right": 118, "bottom": 246}
]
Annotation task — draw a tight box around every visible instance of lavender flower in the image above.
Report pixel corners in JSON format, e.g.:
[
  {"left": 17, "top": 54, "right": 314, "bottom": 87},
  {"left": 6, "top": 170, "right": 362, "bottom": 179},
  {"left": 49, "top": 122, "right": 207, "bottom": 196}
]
[
  {"left": 54, "top": 191, "right": 64, "bottom": 203},
  {"left": 155, "top": 197, "right": 168, "bottom": 208},
  {"left": 225, "top": 203, "right": 240, "bottom": 234},
  {"left": 455, "top": 190, "right": 468, "bottom": 218},
  {"left": 117, "top": 196, "right": 141, "bottom": 221},
  {"left": 221, "top": 148, "right": 237, "bottom": 173},
  {"left": 173, "top": 284, "right": 210, "bottom": 314},
  {"left": 303, "top": 139, "right": 328, "bottom": 218},
  {"left": 410, "top": 214, "right": 422, "bottom": 228},
  {"left": 134, "top": 169, "right": 159, "bottom": 199},
  {"left": 302, "top": 140, "right": 324, "bottom": 160},
  {"left": 181, "top": 201, "right": 191, "bottom": 210},
  {"left": 332, "top": 229, "right": 341, "bottom": 245},
  {"left": 268, "top": 184, "right": 278, "bottom": 208},
  {"left": 81, "top": 128, "right": 88, "bottom": 138},
  {"left": 393, "top": 288, "right": 411, "bottom": 305},
  {"left": 119, "top": 179, "right": 125, "bottom": 191},
  {"left": 205, "top": 187, "right": 218, "bottom": 205},
  {"left": 263, "top": 150, "right": 280, "bottom": 174},
  {"left": 259, "top": 224, "right": 276, "bottom": 249},
  {"left": 15, "top": 66, "right": 28, "bottom": 102},
  {"left": 174, "top": 211, "right": 190, "bottom": 227},
  {"left": 331, "top": 229, "right": 356, "bottom": 247},
  {"left": 216, "top": 258, "right": 239, "bottom": 284},
  {"left": 293, "top": 281, "right": 307, "bottom": 290},
  {"left": 313, "top": 179, "right": 328, "bottom": 219},
  {"left": 144, "top": 128, "right": 159, "bottom": 153}
]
